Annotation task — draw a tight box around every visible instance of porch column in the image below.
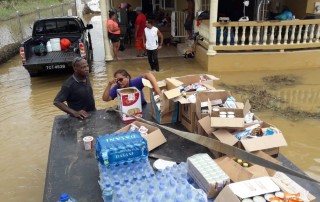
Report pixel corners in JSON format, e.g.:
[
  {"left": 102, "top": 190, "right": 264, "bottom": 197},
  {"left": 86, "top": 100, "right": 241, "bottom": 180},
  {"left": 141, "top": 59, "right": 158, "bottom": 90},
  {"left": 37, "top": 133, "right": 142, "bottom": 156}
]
[
  {"left": 100, "top": 0, "right": 113, "bottom": 61},
  {"left": 194, "top": 0, "right": 201, "bottom": 33},
  {"left": 207, "top": 0, "right": 218, "bottom": 55}
]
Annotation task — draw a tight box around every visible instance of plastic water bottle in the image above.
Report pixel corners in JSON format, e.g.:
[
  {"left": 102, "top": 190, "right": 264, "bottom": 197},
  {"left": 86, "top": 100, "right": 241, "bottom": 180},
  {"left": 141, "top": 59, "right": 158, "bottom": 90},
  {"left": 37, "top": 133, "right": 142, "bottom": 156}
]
[
  {"left": 46, "top": 41, "right": 52, "bottom": 52},
  {"left": 102, "top": 183, "right": 113, "bottom": 202},
  {"left": 57, "top": 193, "right": 77, "bottom": 202}
]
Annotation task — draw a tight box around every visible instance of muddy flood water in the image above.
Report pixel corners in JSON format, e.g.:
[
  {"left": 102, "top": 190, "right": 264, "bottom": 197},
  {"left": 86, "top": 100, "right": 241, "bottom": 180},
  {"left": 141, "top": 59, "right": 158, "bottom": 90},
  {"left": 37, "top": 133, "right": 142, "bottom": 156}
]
[{"left": 1, "top": 15, "right": 320, "bottom": 201}]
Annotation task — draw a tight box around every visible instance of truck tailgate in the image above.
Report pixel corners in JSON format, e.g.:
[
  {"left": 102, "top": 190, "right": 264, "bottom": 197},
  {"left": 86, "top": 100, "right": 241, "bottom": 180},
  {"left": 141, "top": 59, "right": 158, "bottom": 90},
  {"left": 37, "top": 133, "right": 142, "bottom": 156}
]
[{"left": 26, "top": 51, "right": 79, "bottom": 66}]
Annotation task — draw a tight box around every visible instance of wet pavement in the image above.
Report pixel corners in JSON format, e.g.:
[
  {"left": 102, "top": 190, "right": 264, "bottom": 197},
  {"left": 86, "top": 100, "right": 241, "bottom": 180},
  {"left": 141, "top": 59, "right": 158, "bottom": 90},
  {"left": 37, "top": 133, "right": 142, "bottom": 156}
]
[{"left": 0, "top": 15, "right": 320, "bottom": 201}]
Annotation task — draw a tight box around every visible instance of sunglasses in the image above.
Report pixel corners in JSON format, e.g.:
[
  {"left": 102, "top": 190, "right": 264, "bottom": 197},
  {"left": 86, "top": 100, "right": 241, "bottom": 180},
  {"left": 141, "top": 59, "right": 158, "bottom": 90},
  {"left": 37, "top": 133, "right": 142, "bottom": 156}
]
[{"left": 116, "top": 77, "right": 125, "bottom": 83}]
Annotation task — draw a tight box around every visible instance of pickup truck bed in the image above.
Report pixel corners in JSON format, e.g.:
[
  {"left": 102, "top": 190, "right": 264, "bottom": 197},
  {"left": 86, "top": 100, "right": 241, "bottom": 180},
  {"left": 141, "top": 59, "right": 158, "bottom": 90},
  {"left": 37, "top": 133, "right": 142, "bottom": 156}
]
[{"left": 20, "top": 16, "right": 93, "bottom": 77}]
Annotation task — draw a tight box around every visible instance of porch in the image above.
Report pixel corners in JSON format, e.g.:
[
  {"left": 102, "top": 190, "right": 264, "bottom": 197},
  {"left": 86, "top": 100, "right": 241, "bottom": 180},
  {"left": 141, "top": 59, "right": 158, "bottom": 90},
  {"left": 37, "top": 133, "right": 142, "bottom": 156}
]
[
  {"left": 195, "top": 19, "right": 320, "bottom": 71},
  {"left": 193, "top": 0, "right": 320, "bottom": 71}
]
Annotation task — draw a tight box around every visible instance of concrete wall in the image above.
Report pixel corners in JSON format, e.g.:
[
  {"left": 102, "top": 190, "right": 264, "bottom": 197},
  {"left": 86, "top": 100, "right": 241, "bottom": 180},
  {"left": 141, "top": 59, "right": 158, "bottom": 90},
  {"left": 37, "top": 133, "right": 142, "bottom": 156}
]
[
  {"left": 195, "top": 45, "right": 320, "bottom": 71},
  {"left": 112, "top": 0, "right": 141, "bottom": 9},
  {"left": 306, "top": 0, "right": 319, "bottom": 14},
  {"left": 285, "top": 0, "right": 307, "bottom": 19}
]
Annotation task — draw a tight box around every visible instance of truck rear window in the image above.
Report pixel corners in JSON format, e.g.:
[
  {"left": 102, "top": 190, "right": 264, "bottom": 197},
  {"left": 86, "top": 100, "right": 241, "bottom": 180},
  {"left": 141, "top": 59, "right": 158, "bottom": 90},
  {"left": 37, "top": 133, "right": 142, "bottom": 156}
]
[{"left": 34, "top": 20, "right": 81, "bottom": 35}]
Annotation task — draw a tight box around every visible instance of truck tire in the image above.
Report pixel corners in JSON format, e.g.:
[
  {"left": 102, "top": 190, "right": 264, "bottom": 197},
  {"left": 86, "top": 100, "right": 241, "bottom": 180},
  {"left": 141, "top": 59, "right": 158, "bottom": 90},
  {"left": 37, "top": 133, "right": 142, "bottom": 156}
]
[
  {"left": 28, "top": 71, "right": 39, "bottom": 77},
  {"left": 87, "top": 51, "right": 93, "bottom": 73}
]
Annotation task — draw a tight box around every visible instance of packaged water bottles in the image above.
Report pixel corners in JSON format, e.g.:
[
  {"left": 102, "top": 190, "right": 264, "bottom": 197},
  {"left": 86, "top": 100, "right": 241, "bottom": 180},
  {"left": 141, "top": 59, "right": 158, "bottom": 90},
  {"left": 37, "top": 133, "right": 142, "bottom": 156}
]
[
  {"left": 57, "top": 193, "right": 77, "bottom": 202},
  {"left": 95, "top": 131, "right": 148, "bottom": 166},
  {"left": 102, "top": 183, "right": 113, "bottom": 202}
]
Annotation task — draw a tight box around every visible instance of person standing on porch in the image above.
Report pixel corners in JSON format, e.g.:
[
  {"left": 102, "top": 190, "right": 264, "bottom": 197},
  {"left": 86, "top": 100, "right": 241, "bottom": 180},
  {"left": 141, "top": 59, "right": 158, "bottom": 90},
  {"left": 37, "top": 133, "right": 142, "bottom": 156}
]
[
  {"left": 134, "top": 7, "right": 147, "bottom": 57},
  {"left": 106, "top": 10, "right": 121, "bottom": 60},
  {"left": 143, "top": 19, "right": 163, "bottom": 72},
  {"left": 184, "top": 0, "right": 195, "bottom": 40}
]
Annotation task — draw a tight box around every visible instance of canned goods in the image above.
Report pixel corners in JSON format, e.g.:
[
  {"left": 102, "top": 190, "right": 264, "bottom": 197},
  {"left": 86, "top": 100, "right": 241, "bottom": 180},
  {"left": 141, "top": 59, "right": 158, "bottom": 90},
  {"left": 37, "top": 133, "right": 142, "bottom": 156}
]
[
  {"left": 212, "top": 108, "right": 220, "bottom": 112},
  {"left": 242, "top": 199, "right": 254, "bottom": 202},
  {"left": 264, "top": 193, "right": 275, "bottom": 201},
  {"left": 201, "top": 109, "right": 209, "bottom": 113},
  {"left": 274, "top": 192, "right": 284, "bottom": 198},
  {"left": 253, "top": 196, "right": 266, "bottom": 202}
]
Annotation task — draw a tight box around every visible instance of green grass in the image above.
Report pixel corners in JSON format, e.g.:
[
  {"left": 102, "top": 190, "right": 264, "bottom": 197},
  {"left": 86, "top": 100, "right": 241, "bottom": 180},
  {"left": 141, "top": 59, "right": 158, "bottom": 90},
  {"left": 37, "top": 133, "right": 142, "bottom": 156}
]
[{"left": 0, "top": 0, "right": 72, "bottom": 20}]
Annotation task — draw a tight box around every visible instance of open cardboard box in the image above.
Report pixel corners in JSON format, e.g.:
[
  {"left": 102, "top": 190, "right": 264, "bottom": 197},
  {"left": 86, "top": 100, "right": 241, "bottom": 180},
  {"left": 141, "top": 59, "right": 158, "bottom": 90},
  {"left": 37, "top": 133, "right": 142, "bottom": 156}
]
[
  {"left": 211, "top": 122, "right": 287, "bottom": 155},
  {"left": 215, "top": 173, "right": 316, "bottom": 202},
  {"left": 209, "top": 100, "right": 251, "bottom": 129},
  {"left": 143, "top": 79, "right": 180, "bottom": 124},
  {"left": 116, "top": 121, "right": 167, "bottom": 151},
  {"left": 168, "top": 75, "right": 218, "bottom": 132},
  {"left": 236, "top": 122, "right": 287, "bottom": 154},
  {"left": 197, "top": 116, "right": 224, "bottom": 158},
  {"left": 195, "top": 90, "right": 232, "bottom": 119},
  {"left": 215, "top": 151, "right": 281, "bottom": 182},
  {"left": 172, "top": 73, "right": 219, "bottom": 90}
]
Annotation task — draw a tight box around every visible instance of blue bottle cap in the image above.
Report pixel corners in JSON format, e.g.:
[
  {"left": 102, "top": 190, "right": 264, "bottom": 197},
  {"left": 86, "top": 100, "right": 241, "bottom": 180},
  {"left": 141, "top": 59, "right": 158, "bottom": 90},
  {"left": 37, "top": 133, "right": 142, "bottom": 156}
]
[{"left": 60, "top": 193, "right": 70, "bottom": 201}]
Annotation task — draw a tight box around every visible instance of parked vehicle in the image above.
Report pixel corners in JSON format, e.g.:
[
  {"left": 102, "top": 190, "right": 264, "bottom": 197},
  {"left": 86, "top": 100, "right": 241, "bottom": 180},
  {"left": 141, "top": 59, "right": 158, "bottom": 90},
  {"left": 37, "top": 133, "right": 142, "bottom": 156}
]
[{"left": 20, "top": 16, "right": 93, "bottom": 76}]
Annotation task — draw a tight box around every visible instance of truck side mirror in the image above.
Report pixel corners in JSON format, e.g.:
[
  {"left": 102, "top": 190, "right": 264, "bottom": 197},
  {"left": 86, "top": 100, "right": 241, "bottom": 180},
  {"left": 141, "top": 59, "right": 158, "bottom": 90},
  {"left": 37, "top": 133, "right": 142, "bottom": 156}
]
[{"left": 86, "top": 24, "right": 93, "bottom": 29}]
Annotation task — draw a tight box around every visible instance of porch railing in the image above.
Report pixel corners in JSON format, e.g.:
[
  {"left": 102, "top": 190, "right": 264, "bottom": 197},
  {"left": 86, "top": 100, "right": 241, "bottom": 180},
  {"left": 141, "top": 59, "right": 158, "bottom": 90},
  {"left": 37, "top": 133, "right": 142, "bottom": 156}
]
[
  {"left": 171, "top": 11, "right": 187, "bottom": 38},
  {"left": 198, "top": 19, "right": 320, "bottom": 51}
]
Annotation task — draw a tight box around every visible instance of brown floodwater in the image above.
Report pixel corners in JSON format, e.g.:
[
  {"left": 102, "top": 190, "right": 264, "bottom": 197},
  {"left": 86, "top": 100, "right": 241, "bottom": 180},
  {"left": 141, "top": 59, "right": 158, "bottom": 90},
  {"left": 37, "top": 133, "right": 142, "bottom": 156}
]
[{"left": 0, "top": 15, "right": 320, "bottom": 201}]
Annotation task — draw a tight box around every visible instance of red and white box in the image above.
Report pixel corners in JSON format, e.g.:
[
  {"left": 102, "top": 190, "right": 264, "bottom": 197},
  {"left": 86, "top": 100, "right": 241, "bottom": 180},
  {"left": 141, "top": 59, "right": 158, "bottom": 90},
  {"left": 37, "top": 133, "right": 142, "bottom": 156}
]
[{"left": 117, "top": 87, "right": 142, "bottom": 123}]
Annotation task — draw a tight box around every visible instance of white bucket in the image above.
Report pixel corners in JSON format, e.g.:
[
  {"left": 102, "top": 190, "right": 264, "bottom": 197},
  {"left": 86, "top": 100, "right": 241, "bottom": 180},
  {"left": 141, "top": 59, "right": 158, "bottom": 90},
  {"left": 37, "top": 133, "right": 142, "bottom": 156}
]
[{"left": 50, "top": 38, "right": 61, "bottom": 51}]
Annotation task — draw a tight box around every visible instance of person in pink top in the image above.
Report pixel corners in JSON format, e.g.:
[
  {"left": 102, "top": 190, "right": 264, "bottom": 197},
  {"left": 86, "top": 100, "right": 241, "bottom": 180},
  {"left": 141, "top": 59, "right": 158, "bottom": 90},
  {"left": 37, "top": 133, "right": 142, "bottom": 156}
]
[{"left": 106, "top": 10, "right": 121, "bottom": 60}]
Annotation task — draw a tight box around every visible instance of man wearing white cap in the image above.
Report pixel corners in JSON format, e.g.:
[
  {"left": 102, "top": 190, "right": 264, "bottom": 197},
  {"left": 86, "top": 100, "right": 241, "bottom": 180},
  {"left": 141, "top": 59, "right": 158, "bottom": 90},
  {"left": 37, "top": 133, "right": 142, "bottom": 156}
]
[{"left": 134, "top": 7, "right": 146, "bottom": 57}]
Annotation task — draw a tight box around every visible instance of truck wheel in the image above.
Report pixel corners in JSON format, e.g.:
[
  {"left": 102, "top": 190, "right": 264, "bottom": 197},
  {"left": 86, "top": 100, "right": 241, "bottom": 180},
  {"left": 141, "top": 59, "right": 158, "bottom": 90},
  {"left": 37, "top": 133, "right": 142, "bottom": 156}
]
[
  {"left": 28, "top": 71, "right": 39, "bottom": 77},
  {"left": 87, "top": 51, "right": 93, "bottom": 72}
]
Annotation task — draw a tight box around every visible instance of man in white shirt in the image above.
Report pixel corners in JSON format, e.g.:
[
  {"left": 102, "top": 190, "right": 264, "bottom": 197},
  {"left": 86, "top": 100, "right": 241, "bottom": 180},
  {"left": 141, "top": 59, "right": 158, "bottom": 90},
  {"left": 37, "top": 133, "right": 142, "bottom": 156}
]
[{"left": 143, "top": 19, "right": 163, "bottom": 72}]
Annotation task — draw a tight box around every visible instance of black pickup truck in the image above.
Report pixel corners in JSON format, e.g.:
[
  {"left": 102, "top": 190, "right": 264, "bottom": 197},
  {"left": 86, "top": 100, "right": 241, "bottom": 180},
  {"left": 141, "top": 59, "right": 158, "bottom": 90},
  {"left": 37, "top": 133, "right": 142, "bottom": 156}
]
[{"left": 20, "top": 16, "right": 93, "bottom": 76}]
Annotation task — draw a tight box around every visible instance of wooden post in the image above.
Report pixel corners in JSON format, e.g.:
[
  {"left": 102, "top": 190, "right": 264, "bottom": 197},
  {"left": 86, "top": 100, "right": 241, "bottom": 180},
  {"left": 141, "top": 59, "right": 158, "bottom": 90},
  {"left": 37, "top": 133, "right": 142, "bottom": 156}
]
[
  {"left": 100, "top": 0, "right": 113, "bottom": 61},
  {"left": 207, "top": 0, "right": 218, "bottom": 55}
]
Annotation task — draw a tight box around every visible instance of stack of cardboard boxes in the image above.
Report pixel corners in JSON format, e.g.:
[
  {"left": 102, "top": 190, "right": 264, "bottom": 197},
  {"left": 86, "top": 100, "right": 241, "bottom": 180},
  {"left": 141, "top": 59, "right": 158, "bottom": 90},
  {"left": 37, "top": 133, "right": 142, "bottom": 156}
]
[
  {"left": 144, "top": 74, "right": 287, "bottom": 158},
  {"left": 115, "top": 73, "right": 316, "bottom": 202}
]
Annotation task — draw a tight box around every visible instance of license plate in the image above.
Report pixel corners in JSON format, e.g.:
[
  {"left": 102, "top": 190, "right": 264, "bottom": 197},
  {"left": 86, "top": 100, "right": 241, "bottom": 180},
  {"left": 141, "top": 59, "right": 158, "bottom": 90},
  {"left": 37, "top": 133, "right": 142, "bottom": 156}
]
[{"left": 45, "top": 64, "right": 66, "bottom": 70}]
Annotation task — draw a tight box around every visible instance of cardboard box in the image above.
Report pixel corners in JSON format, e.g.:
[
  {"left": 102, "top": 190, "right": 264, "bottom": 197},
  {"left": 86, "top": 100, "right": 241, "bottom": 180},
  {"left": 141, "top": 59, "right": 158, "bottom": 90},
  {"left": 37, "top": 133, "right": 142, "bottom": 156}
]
[
  {"left": 117, "top": 87, "right": 142, "bottom": 123},
  {"left": 215, "top": 151, "right": 281, "bottom": 183},
  {"left": 215, "top": 173, "right": 316, "bottom": 202},
  {"left": 197, "top": 116, "right": 225, "bottom": 158},
  {"left": 194, "top": 113, "right": 200, "bottom": 134},
  {"left": 197, "top": 116, "right": 217, "bottom": 136},
  {"left": 180, "top": 103, "right": 197, "bottom": 132},
  {"left": 212, "top": 122, "right": 287, "bottom": 155},
  {"left": 116, "top": 121, "right": 167, "bottom": 151},
  {"left": 173, "top": 74, "right": 220, "bottom": 90},
  {"left": 144, "top": 79, "right": 180, "bottom": 124},
  {"left": 215, "top": 177, "right": 281, "bottom": 202},
  {"left": 209, "top": 100, "right": 251, "bottom": 129},
  {"left": 244, "top": 114, "right": 262, "bottom": 128},
  {"left": 237, "top": 122, "right": 287, "bottom": 153},
  {"left": 196, "top": 90, "right": 232, "bottom": 119}
]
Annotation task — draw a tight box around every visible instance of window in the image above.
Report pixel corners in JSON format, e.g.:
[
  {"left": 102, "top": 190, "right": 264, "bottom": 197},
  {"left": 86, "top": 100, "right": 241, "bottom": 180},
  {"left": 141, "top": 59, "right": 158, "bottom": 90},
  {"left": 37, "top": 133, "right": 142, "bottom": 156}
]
[
  {"left": 153, "top": 0, "right": 175, "bottom": 10},
  {"left": 162, "top": 0, "right": 175, "bottom": 10},
  {"left": 45, "top": 21, "right": 57, "bottom": 34},
  {"left": 201, "top": 0, "right": 210, "bottom": 11}
]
